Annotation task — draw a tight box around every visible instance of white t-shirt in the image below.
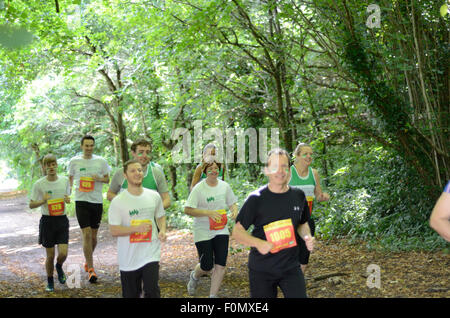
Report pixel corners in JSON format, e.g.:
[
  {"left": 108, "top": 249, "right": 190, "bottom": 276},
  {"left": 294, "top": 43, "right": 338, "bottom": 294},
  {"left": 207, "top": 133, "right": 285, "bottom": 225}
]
[
  {"left": 185, "top": 179, "right": 237, "bottom": 243},
  {"left": 68, "top": 155, "right": 111, "bottom": 204},
  {"left": 30, "top": 176, "right": 70, "bottom": 216},
  {"left": 108, "top": 188, "right": 165, "bottom": 271}
]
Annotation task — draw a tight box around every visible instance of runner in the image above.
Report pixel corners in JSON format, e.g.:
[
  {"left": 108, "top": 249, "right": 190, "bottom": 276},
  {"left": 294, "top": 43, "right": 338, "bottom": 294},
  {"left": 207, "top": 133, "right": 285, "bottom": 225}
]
[
  {"left": 68, "top": 135, "right": 111, "bottom": 283},
  {"left": 29, "top": 154, "right": 71, "bottom": 292},
  {"left": 107, "top": 139, "right": 170, "bottom": 209},
  {"left": 108, "top": 159, "right": 166, "bottom": 298},
  {"left": 289, "top": 143, "right": 329, "bottom": 274},
  {"left": 429, "top": 181, "right": 450, "bottom": 242},
  {"left": 185, "top": 160, "right": 238, "bottom": 298},
  {"left": 232, "top": 148, "right": 314, "bottom": 298},
  {"left": 190, "top": 144, "right": 225, "bottom": 191}
]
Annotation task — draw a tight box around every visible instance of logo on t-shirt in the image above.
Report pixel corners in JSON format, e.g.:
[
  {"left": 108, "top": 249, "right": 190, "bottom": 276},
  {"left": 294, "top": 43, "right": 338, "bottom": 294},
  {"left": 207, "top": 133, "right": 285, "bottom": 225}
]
[
  {"left": 206, "top": 196, "right": 215, "bottom": 203},
  {"left": 293, "top": 206, "right": 300, "bottom": 212},
  {"left": 129, "top": 209, "right": 139, "bottom": 217}
]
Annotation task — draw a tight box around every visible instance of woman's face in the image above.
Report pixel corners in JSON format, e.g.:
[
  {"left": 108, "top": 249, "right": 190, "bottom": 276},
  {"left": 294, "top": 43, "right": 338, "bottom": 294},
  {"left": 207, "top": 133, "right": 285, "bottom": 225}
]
[
  {"left": 205, "top": 163, "right": 220, "bottom": 179},
  {"left": 296, "top": 146, "right": 314, "bottom": 166}
]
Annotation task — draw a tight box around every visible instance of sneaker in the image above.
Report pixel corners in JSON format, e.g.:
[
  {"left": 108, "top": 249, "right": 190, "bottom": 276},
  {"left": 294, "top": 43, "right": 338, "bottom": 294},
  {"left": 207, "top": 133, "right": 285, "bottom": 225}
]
[
  {"left": 88, "top": 268, "right": 98, "bottom": 283},
  {"left": 56, "top": 264, "right": 66, "bottom": 284},
  {"left": 187, "top": 271, "right": 198, "bottom": 296},
  {"left": 45, "top": 284, "right": 54, "bottom": 292}
]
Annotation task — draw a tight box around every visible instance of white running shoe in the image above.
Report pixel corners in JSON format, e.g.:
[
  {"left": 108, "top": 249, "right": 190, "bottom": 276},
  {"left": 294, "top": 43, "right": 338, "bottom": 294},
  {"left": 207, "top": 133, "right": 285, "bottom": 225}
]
[{"left": 187, "top": 270, "right": 199, "bottom": 296}]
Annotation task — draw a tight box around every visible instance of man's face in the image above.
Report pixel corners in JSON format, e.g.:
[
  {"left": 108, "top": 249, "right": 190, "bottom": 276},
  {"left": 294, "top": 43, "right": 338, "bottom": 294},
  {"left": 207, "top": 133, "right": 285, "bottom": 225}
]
[
  {"left": 265, "top": 154, "right": 290, "bottom": 187},
  {"left": 124, "top": 162, "right": 143, "bottom": 187},
  {"left": 132, "top": 145, "right": 151, "bottom": 167},
  {"left": 81, "top": 139, "right": 95, "bottom": 157},
  {"left": 45, "top": 162, "right": 58, "bottom": 176}
]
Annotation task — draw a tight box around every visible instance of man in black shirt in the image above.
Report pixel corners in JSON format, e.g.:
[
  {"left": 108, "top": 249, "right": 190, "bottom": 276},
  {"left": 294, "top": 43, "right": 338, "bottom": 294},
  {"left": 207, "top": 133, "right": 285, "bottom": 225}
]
[{"left": 232, "top": 148, "right": 314, "bottom": 298}]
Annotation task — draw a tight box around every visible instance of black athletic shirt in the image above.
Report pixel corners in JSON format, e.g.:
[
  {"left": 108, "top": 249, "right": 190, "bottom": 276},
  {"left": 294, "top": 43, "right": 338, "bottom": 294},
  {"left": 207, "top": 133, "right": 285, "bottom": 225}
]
[{"left": 236, "top": 185, "right": 310, "bottom": 275}]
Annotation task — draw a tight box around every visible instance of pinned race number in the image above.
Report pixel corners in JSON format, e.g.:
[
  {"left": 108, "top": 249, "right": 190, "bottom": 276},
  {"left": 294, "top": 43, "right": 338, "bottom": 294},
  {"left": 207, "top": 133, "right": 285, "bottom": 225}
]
[
  {"left": 79, "top": 177, "right": 94, "bottom": 192},
  {"left": 130, "top": 219, "right": 152, "bottom": 243},
  {"left": 306, "top": 196, "right": 314, "bottom": 215},
  {"left": 263, "top": 219, "right": 297, "bottom": 253},
  {"left": 209, "top": 209, "right": 228, "bottom": 230},
  {"left": 47, "top": 198, "right": 65, "bottom": 216}
]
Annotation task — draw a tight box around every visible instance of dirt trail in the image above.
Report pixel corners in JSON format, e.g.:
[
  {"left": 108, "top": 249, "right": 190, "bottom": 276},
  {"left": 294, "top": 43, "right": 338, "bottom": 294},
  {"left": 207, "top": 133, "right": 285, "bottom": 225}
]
[{"left": 0, "top": 191, "right": 448, "bottom": 298}]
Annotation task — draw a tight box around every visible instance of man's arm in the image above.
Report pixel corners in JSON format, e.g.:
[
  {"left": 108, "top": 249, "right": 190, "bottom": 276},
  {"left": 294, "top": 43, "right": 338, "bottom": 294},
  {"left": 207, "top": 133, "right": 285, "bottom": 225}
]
[
  {"left": 156, "top": 216, "right": 167, "bottom": 242},
  {"left": 109, "top": 223, "right": 151, "bottom": 237},
  {"left": 232, "top": 222, "right": 273, "bottom": 255},
  {"left": 29, "top": 193, "right": 51, "bottom": 209},
  {"left": 297, "top": 222, "right": 314, "bottom": 252},
  {"left": 430, "top": 192, "right": 450, "bottom": 242},
  {"left": 160, "top": 192, "right": 171, "bottom": 209}
]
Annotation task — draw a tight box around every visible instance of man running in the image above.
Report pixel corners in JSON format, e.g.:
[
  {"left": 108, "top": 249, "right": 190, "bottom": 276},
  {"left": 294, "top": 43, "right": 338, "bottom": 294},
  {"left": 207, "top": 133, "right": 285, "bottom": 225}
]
[
  {"left": 68, "top": 135, "right": 111, "bottom": 283},
  {"left": 107, "top": 139, "right": 170, "bottom": 209},
  {"left": 108, "top": 159, "right": 166, "bottom": 298},
  {"left": 232, "top": 148, "right": 314, "bottom": 298},
  {"left": 30, "top": 154, "right": 71, "bottom": 292}
]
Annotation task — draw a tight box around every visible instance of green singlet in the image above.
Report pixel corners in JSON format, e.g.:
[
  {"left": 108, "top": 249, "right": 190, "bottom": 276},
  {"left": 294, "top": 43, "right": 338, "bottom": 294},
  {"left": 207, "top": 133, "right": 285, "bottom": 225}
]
[
  {"left": 289, "top": 165, "right": 316, "bottom": 215},
  {"left": 122, "top": 162, "right": 158, "bottom": 191}
]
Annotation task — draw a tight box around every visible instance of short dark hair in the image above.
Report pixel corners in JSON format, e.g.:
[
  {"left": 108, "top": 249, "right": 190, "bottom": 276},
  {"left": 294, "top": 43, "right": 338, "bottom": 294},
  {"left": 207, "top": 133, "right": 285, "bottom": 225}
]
[
  {"left": 202, "top": 161, "right": 222, "bottom": 175},
  {"left": 123, "top": 159, "right": 142, "bottom": 174},
  {"left": 130, "top": 139, "right": 152, "bottom": 152},
  {"left": 266, "top": 148, "right": 291, "bottom": 167},
  {"left": 81, "top": 135, "right": 95, "bottom": 145}
]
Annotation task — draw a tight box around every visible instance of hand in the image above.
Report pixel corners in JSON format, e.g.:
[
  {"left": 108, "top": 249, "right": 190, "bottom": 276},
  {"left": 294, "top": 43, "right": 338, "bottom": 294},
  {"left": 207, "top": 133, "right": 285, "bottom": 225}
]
[
  {"left": 303, "top": 235, "right": 315, "bottom": 252},
  {"left": 209, "top": 210, "right": 223, "bottom": 223},
  {"left": 64, "top": 195, "right": 71, "bottom": 204},
  {"left": 92, "top": 174, "right": 101, "bottom": 182},
  {"left": 134, "top": 223, "right": 151, "bottom": 233},
  {"left": 318, "top": 192, "right": 330, "bottom": 202},
  {"left": 43, "top": 193, "right": 51, "bottom": 202},
  {"left": 158, "top": 231, "right": 167, "bottom": 242},
  {"left": 256, "top": 240, "right": 274, "bottom": 255}
]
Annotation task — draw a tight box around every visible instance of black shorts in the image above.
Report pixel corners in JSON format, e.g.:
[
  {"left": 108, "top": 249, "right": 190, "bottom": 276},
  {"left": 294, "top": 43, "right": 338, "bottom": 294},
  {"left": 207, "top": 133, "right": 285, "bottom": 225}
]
[
  {"left": 249, "top": 266, "right": 307, "bottom": 298},
  {"left": 195, "top": 234, "right": 229, "bottom": 271},
  {"left": 75, "top": 201, "right": 103, "bottom": 229},
  {"left": 39, "top": 215, "right": 69, "bottom": 248},
  {"left": 298, "top": 217, "right": 316, "bottom": 265},
  {"left": 120, "top": 262, "right": 160, "bottom": 298}
]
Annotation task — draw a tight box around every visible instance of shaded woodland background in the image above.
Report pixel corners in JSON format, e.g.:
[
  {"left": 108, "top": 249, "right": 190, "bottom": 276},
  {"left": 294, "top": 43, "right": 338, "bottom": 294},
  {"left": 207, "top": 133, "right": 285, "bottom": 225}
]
[{"left": 0, "top": 0, "right": 449, "bottom": 252}]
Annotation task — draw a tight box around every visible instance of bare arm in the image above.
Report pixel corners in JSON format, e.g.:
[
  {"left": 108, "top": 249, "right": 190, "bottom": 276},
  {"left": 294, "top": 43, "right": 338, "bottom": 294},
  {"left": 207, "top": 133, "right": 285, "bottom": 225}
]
[
  {"left": 29, "top": 193, "right": 51, "bottom": 209},
  {"left": 107, "top": 190, "right": 117, "bottom": 202},
  {"left": 156, "top": 216, "right": 167, "bottom": 242},
  {"left": 160, "top": 192, "right": 171, "bottom": 209},
  {"left": 430, "top": 192, "right": 450, "bottom": 242},
  {"left": 231, "top": 222, "right": 273, "bottom": 255},
  {"left": 313, "top": 169, "right": 330, "bottom": 202},
  {"left": 184, "top": 206, "right": 222, "bottom": 222},
  {"left": 297, "top": 222, "right": 314, "bottom": 251},
  {"left": 109, "top": 223, "right": 151, "bottom": 237}
]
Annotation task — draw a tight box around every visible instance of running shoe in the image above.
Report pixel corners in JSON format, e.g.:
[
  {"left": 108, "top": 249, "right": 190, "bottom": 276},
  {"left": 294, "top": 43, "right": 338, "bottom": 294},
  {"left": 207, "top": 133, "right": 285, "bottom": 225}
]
[
  {"left": 56, "top": 263, "right": 66, "bottom": 284},
  {"left": 88, "top": 268, "right": 98, "bottom": 283},
  {"left": 187, "top": 270, "right": 198, "bottom": 296},
  {"left": 45, "top": 284, "right": 54, "bottom": 292}
]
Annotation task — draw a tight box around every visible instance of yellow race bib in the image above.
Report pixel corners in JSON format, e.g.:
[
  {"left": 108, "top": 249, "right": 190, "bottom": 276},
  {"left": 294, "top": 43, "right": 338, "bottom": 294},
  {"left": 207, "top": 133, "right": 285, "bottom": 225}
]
[
  {"left": 129, "top": 219, "right": 152, "bottom": 243},
  {"left": 263, "top": 219, "right": 297, "bottom": 253},
  {"left": 47, "top": 198, "right": 65, "bottom": 216}
]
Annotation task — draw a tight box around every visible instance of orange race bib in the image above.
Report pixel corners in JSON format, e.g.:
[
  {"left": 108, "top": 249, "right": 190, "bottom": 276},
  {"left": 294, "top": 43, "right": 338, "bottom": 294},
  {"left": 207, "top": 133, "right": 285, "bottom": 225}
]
[
  {"left": 209, "top": 209, "right": 228, "bottom": 231},
  {"left": 130, "top": 219, "right": 152, "bottom": 243},
  {"left": 306, "top": 196, "right": 314, "bottom": 215},
  {"left": 47, "top": 198, "right": 65, "bottom": 216},
  {"left": 79, "top": 177, "right": 94, "bottom": 192},
  {"left": 263, "top": 219, "right": 297, "bottom": 254}
]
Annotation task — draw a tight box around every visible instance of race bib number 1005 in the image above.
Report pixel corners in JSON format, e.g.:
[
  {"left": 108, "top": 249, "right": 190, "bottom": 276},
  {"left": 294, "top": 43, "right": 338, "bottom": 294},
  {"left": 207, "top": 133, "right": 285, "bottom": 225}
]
[{"left": 263, "top": 219, "right": 297, "bottom": 253}]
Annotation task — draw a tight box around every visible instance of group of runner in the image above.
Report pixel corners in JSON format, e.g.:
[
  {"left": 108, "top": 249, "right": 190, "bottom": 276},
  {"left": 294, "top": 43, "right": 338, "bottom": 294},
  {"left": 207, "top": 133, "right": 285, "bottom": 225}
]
[{"left": 29, "top": 133, "right": 450, "bottom": 298}]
